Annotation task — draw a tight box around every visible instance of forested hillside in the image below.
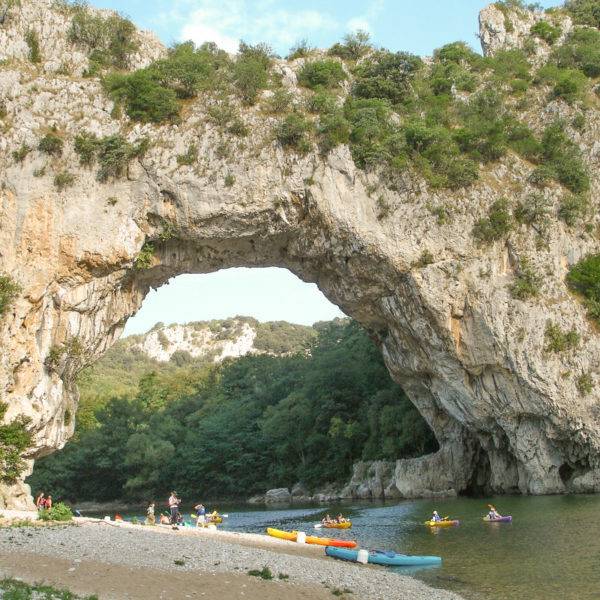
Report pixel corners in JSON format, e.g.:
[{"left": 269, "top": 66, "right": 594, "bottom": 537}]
[
  {"left": 77, "top": 317, "right": 317, "bottom": 404},
  {"left": 27, "top": 319, "right": 437, "bottom": 502}
]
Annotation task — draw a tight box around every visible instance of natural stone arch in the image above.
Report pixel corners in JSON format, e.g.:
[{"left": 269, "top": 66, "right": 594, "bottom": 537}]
[
  {"left": 2, "top": 0, "right": 600, "bottom": 510},
  {"left": 3, "top": 138, "right": 599, "bottom": 509}
]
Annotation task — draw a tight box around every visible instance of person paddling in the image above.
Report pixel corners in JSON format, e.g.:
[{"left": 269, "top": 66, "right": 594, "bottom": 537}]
[
  {"left": 431, "top": 510, "right": 441, "bottom": 522},
  {"left": 486, "top": 505, "right": 502, "bottom": 519}
]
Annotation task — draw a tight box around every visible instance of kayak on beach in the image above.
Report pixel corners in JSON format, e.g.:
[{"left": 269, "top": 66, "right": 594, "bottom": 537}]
[
  {"left": 325, "top": 546, "right": 442, "bottom": 566},
  {"left": 266, "top": 528, "right": 357, "bottom": 548},
  {"left": 424, "top": 519, "right": 459, "bottom": 527},
  {"left": 482, "top": 515, "right": 512, "bottom": 522}
]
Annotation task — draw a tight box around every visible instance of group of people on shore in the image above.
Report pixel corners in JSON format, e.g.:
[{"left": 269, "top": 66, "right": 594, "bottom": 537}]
[
  {"left": 144, "top": 491, "right": 219, "bottom": 530},
  {"left": 35, "top": 492, "right": 52, "bottom": 511}
]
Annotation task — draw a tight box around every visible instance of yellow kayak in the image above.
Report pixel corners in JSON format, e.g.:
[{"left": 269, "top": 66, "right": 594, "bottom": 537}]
[
  {"left": 425, "top": 519, "right": 460, "bottom": 527},
  {"left": 321, "top": 521, "right": 351, "bottom": 529},
  {"left": 267, "top": 527, "right": 297, "bottom": 541},
  {"left": 267, "top": 528, "right": 357, "bottom": 547}
]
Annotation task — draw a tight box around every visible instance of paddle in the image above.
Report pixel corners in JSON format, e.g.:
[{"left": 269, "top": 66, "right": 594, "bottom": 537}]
[
  {"left": 442, "top": 516, "right": 450, "bottom": 521},
  {"left": 314, "top": 524, "right": 322, "bottom": 528}
]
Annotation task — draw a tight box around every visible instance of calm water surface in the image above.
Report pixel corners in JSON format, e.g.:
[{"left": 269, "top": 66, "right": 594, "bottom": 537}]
[{"left": 87, "top": 495, "right": 600, "bottom": 599}]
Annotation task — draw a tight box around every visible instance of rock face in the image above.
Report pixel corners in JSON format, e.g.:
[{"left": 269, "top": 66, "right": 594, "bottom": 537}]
[
  {"left": 126, "top": 320, "right": 259, "bottom": 363},
  {"left": 2, "top": 1, "right": 600, "bottom": 508}
]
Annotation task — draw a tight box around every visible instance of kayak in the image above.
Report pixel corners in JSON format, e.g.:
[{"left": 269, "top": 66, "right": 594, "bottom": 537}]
[
  {"left": 325, "top": 546, "right": 442, "bottom": 566},
  {"left": 267, "top": 528, "right": 357, "bottom": 548},
  {"left": 483, "top": 515, "right": 512, "bottom": 522},
  {"left": 293, "top": 531, "right": 357, "bottom": 548},
  {"left": 321, "top": 522, "right": 351, "bottom": 529},
  {"left": 425, "top": 520, "right": 459, "bottom": 527},
  {"left": 190, "top": 514, "right": 223, "bottom": 523},
  {"left": 267, "top": 527, "right": 296, "bottom": 541}
]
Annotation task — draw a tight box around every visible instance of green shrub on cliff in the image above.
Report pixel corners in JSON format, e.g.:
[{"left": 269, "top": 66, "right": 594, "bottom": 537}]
[
  {"left": 473, "top": 199, "right": 514, "bottom": 244},
  {"left": 352, "top": 50, "right": 423, "bottom": 105},
  {"left": 25, "top": 28, "right": 41, "bottom": 63},
  {"left": 0, "top": 273, "right": 21, "bottom": 315},
  {"left": 530, "top": 21, "right": 562, "bottom": 45},
  {"left": 0, "top": 402, "right": 32, "bottom": 483},
  {"left": 567, "top": 253, "right": 600, "bottom": 323},
  {"left": 298, "top": 60, "right": 347, "bottom": 90},
  {"left": 275, "top": 112, "right": 312, "bottom": 152},
  {"left": 38, "top": 133, "right": 64, "bottom": 156},
  {"left": 103, "top": 70, "right": 180, "bottom": 123},
  {"left": 69, "top": 8, "right": 138, "bottom": 71}
]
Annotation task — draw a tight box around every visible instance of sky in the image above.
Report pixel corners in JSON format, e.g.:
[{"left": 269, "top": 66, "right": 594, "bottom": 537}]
[
  {"left": 86, "top": 0, "right": 554, "bottom": 58},
  {"left": 90, "top": 0, "right": 556, "bottom": 335}
]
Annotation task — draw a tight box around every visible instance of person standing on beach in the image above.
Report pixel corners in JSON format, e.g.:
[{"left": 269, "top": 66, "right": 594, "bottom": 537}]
[
  {"left": 35, "top": 492, "right": 45, "bottom": 510},
  {"left": 194, "top": 503, "right": 205, "bottom": 527},
  {"left": 168, "top": 491, "right": 181, "bottom": 530}
]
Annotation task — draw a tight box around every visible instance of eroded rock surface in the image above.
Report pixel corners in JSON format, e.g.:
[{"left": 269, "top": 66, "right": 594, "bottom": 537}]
[{"left": 1, "top": 1, "right": 600, "bottom": 508}]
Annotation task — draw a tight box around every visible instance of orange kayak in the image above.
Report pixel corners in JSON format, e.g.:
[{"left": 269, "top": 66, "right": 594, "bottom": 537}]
[{"left": 267, "top": 528, "right": 356, "bottom": 547}]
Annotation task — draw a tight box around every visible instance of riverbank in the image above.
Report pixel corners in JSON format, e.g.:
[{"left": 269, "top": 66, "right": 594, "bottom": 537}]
[{"left": 0, "top": 511, "right": 464, "bottom": 600}]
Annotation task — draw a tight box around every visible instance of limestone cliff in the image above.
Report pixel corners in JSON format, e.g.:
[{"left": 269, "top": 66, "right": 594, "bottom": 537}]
[{"left": 1, "top": 0, "right": 600, "bottom": 508}]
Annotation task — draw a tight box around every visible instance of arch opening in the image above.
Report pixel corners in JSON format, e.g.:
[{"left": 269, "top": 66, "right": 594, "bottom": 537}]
[{"left": 26, "top": 267, "right": 439, "bottom": 505}]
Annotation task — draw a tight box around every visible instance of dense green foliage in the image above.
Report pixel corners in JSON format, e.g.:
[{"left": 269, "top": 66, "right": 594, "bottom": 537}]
[
  {"left": 74, "top": 5, "right": 594, "bottom": 197},
  {"left": 69, "top": 6, "right": 138, "bottom": 73},
  {"left": 0, "top": 402, "right": 32, "bottom": 483},
  {"left": 38, "top": 501, "right": 73, "bottom": 521},
  {"left": 564, "top": 0, "right": 600, "bottom": 28},
  {"left": 103, "top": 71, "right": 180, "bottom": 123},
  {"left": 27, "top": 319, "right": 437, "bottom": 502},
  {"left": 297, "top": 60, "right": 347, "bottom": 90},
  {"left": 75, "top": 318, "right": 318, "bottom": 405}
]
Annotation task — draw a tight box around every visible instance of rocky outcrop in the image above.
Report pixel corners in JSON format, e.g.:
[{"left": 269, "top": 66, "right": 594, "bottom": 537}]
[
  {"left": 478, "top": 3, "right": 573, "bottom": 58},
  {"left": 2, "top": 2, "right": 600, "bottom": 508},
  {"left": 128, "top": 321, "right": 259, "bottom": 363},
  {"left": 264, "top": 488, "right": 292, "bottom": 504}
]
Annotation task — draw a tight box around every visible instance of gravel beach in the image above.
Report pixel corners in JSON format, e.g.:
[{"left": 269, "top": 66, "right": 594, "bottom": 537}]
[{"left": 0, "top": 512, "right": 465, "bottom": 600}]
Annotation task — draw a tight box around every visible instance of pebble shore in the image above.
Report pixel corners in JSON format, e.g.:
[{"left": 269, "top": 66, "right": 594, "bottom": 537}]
[{"left": 0, "top": 512, "right": 465, "bottom": 600}]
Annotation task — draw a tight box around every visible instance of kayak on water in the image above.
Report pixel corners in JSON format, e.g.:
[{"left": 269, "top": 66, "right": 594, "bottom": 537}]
[
  {"left": 424, "top": 519, "right": 459, "bottom": 527},
  {"left": 483, "top": 515, "right": 512, "bottom": 522},
  {"left": 266, "top": 528, "right": 357, "bottom": 548},
  {"left": 319, "top": 522, "right": 352, "bottom": 529},
  {"left": 325, "top": 546, "right": 442, "bottom": 566}
]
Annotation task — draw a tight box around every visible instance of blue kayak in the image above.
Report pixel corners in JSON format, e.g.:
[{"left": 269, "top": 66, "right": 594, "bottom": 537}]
[{"left": 325, "top": 546, "right": 441, "bottom": 566}]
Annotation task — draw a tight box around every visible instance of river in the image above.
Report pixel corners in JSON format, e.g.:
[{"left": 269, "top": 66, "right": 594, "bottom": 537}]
[{"left": 85, "top": 494, "right": 600, "bottom": 599}]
